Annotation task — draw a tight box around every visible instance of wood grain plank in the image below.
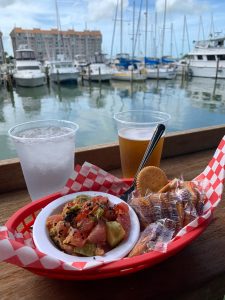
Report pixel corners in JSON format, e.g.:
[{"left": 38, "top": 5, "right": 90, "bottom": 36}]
[{"left": 0, "top": 149, "right": 224, "bottom": 300}]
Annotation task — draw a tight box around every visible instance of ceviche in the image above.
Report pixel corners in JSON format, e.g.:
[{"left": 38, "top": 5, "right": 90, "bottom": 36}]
[{"left": 46, "top": 194, "right": 131, "bottom": 257}]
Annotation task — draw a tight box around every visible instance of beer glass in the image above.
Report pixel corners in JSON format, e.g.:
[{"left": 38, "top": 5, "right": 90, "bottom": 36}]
[
  {"left": 8, "top": 119, "right": 79, "bottom": 201},
  {"left": 114, "top": 110, "right": 170, "bottom": 178}
]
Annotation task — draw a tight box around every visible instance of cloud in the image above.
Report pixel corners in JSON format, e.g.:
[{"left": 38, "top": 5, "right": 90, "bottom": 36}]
[
  {"left": 156, "top": 0, "right": 209, "bottom": 14},
  {"left": 0, "top": 0, "right": 17, "bottom": 8},
  {"left": 87, "top": 0, "right": 128, "bottom": 22},
  {"left": 0, "top": 0, "right": 30, "bottom": 8}
]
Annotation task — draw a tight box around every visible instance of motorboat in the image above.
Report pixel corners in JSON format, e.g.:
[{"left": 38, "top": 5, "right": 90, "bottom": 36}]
[
  {"left": 74, "top": 54, "right": 88, "bottom": 72},
  {"left": 187, "top": 35, "right": 225, "bottom": 78},
  {"left": 13, "top": 45, "right": 46, "bottom": 87},
  {"left": 81, "top": 53, "right": 113, "bottom": 81},
  {"left": 47, "top": 55, "right": 79, "bottom": 83}
]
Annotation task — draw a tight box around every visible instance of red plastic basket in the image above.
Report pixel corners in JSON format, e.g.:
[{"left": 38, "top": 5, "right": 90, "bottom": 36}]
[{"left": 5, "top": 179, "right": 211, "bottom": 281}]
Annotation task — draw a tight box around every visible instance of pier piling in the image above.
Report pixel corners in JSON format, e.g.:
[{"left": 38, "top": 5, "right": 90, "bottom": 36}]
[
  {"left": 98, "top": 67, "right": 102, "bottom": 87},
  {"left": 213, "top": 57, "right": 220, "bottom": 97}
]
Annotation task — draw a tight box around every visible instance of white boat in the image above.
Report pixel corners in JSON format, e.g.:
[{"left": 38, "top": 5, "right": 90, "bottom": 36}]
[
  {"left": 176, "top": 59, "right": 188, "bottom": 76},
  {"left": 188, "top": 36, "right": 225, "bottom": 78},
  {"left": 82, "top": 53, "right": 113, "bottom": 81},
  {"left": 13, "top": 45, "right": 46, "bottom": 87},
  {"left": 47, "top": 55, "right": 79, "bottom": 83},
  {"left": 74, "top": 54, "right": 88, "bottom": 72},
  {"left": 146, "top": 65, "right": 177, "bottom": 79}
]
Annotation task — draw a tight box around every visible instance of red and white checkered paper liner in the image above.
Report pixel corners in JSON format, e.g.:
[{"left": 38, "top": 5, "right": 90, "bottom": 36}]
[{"left": 1, "top": 136, "right": 225, "bottom": 271}]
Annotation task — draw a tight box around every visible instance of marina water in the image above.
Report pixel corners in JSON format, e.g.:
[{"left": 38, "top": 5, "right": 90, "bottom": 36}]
[{"left": 1, "top": 77, "right": 225, "bottom": 160}]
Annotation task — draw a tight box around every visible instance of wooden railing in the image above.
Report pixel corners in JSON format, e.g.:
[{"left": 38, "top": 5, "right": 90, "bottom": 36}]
[{"left": 0, "top": 124, "right": 225, "bottom": 193}]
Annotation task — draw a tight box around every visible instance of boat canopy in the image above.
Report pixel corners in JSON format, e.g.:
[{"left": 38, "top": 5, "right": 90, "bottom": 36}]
[
  {"left": 144, "top": 57, "right": 159, "bottom": 65},
  {"left": 161, "top": 56, "right": 176, "bottom": 64},
  {"left": 116, "top": 57, "right": 141, "bottom": 69}
]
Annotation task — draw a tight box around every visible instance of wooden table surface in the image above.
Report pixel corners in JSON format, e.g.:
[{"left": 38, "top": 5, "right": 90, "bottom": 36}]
[{"left": 0, "top": 149, "right": 225, "bottom": 300}]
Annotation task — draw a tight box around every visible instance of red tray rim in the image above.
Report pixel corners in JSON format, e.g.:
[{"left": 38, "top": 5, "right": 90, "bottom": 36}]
[{"left": 5, "top": 182, "right": 211, "bottom": 280}]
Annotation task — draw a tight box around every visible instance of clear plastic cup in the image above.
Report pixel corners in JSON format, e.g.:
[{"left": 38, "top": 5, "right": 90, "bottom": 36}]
[
  {"left": 8, "top": 119, "right": 79, "bottom": 200},
  {"left": 114, "top": 110, "right": 171, "bottom": 178}
]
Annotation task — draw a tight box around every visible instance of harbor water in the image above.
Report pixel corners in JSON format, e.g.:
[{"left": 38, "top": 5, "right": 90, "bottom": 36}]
[{"left": 1, "top": 77, "right": 225, "bottom": 160}]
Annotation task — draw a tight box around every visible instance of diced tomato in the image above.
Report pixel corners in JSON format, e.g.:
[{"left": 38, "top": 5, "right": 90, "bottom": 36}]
[
  {"left": 77, "top": 217, "right": 95, "bottom": 236},
  {"left": 75, "top": 210, "right": 89, "bottom": 222},
  {"left": 115, "top": 202, "right": 129, "bottom": 215},
  {"left": 46, "top": 214, "right": 63, "bottom": 230},
  {"left": 92, "top": 196, "right": 108, "bottom": 205}
]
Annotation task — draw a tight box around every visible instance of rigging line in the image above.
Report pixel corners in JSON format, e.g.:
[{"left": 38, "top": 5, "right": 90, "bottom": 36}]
[
  {"left": 120, "top": 0, "right": 123, "bottom": 54},
  {"left": 110, "top": 0, "right": 119, "bottom": 60},
  {"left": 134, "top": 0, "right": 143, "bottom": 56},
  {"left": 55, "top": 0, "right": 65, "bottom": 57},
  {"left": 144, "top": 0, "right": 148, "bottom": 59},
  {"left": 185, "top": 16, "right": 190, "bottom": 52},
  {"left": 161, "top": 0, "right": 167, "bottom": 58}
]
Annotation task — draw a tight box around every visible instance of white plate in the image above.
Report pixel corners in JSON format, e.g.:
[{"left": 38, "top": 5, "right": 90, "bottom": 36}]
[{"left": 33, "top": 191, "right": 140, "bottom": 270}]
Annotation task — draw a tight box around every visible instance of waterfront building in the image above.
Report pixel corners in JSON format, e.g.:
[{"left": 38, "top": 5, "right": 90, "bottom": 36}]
[
  {"left": 0, "top": 31, "right": 5, "bottom": 64},
  {"left": 10, "top": 27, "right": 102, "bottom": 62}
]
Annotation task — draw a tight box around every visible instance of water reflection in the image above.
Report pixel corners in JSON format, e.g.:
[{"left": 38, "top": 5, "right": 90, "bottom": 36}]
[
  {"left": 15, "top": 85, "right": 49, "bottom": 112},
  {"left": 51, "top": 82, "right": 82, "bottom": 102},
  {"left": 185, "top": 77, "right": 225, "bottom": 112},
  {"left": 110, "top": 80, "right": 147, "bottom": 97},
  {"left": 2, "top": 76, "right": 225, "bottom": 160}
]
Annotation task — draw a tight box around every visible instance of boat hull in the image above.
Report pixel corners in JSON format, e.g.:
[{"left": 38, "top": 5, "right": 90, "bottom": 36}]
[
  {"left": 189, "top": 65, "right": 225, "bottom": 78},
  {"left": 14, "top": 75, "right": 46, "bottom": 87},
  {"left": 146, "top": 68, "right": 177, "bottom": 79},
  {"left": 82, "top": 73, "right": 112, "bottom": 81},
  {"left": 50, "top": 72, "right": 79, "bottom": 83},
  {"left": 111, "top": 72, "right": 146, "bottom": 82}
]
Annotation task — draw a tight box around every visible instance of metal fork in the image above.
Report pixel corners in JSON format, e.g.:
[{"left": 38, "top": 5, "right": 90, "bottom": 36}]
[{"left": 120, "top": 123, "right": 166, "bottom": 202}]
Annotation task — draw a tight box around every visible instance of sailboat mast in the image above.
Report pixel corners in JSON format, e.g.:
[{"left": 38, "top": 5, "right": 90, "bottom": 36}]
[
  {"left": 209, "top": 13, "right": 215, "bottom": 38},
  {"left": 132, "top": 0, "right": 135, "bottom": 60},
  {"left": 154, "top": 11, "right": 157, "bottom": 58},
  {"left": 120, "top": 0, "right": 123, "bottom": 54},
  {"left": 170, "top": 23, "right": 173, "bottom": 57},
  {"left": 161, "top": 0, "right": 167, "bottom": 58},
  {"left": 144, "top": 0, "right": 148, "bottom": 59},
  {"left": 181, "top": 15, "right": 185, "bottom": 56},
  {"left": 110, "top": 0, "right": 119, "bottom": 60},
  {"left": 55, "top": 0, "right": 61, "bottom": 57},
  {"left": 134, "top": 0, "right": 143, "bottom": 56},
  {"left": 185, "top": 16, "right": 190, "bottom": 52}
]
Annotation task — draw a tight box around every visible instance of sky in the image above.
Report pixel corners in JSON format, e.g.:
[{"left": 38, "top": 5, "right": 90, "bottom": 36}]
[{"left": 0, "top": 0, "right": 225, "bottom": 58}]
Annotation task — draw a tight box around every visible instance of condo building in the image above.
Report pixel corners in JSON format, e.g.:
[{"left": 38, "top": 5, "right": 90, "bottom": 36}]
[
  {"left": 0, "top": 31, "right": 5, "bottom": 64},
  {"left": 10, "top": 27, "right": 102, "bottom": 62}
]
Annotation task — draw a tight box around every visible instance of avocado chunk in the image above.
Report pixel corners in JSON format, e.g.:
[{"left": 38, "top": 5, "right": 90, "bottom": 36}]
[
  {"left": 106, "top": 221, "right": 126, "bottom": 248},
  {"left": 74, "top": 242, "right": 96, "bottom": 257}
]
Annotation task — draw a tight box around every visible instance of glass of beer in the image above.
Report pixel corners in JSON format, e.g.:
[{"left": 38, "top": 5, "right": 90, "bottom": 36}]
[
  {"left": 8, "top": 119, "right": 79, "bottom": 201},
  {"left": 114, "top": 110, "right": 171, "bottom": 178}
]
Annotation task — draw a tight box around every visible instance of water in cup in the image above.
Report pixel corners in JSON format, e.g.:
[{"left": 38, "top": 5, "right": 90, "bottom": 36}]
[{"left": 9, "top": 120, "right": 79, "bottom": 200}]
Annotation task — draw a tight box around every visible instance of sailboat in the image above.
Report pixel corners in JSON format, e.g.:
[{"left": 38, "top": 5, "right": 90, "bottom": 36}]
[
  {"left": 145, "top": 0, "right": 177, "bottom": 79},
  {"left": 47, "top": 0, "right": 79, "bottom": 84},
  {"left": 111, "top": 0, "right": 147, "bottom": 82}
]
